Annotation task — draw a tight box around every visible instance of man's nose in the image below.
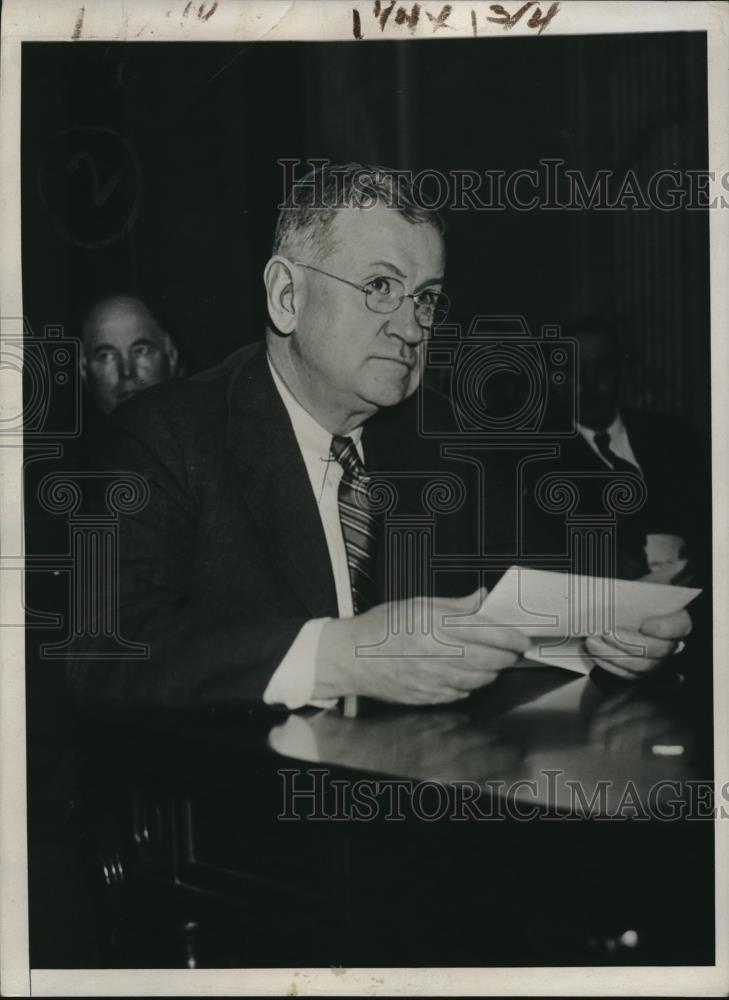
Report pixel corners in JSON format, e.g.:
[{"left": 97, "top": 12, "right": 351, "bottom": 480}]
[
  {"left": 386, "top": 298, "right": 425, "bottom": 345},
  {"left": 118, "top": 354, "right": 138, "bottom": 381}
]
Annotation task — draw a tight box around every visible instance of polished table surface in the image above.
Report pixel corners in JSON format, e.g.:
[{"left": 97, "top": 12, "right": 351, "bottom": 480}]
[
  {"left": 27, "top": 650, "right": 715, "bottom": 969},
  {"left": 268, "top": 660, "right": 710, "bottom": 816}
]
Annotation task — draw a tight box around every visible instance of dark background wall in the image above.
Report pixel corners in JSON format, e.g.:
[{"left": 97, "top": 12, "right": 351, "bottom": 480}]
[
  {"left": 19, "top": 34, "right": 712, "bottom": 968},
  {"left": 21, "top": 33, "right": 710, "bottom": 434}
]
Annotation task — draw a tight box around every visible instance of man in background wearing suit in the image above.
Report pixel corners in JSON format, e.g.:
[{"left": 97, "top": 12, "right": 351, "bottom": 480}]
[
  {"left": 523, "top": 319, "right": 709, "bottom": 585},
  {"left": 67, "top": 165, "right": 691, "bottom": 710}
]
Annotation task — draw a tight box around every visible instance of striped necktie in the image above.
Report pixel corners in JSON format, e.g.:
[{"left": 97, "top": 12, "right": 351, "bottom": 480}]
[{"left": 330, "top": 434, "right": 380, "bottom": 614}]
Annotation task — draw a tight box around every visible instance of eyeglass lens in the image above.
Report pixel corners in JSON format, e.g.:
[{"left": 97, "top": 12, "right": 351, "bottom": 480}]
[{"left": 365, "top": 278, "right": 447, "bottom": 325}]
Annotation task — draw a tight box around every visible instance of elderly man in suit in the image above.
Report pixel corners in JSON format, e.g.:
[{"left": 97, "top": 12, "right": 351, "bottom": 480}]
[{"left": 67, "top": 165, "right": 691, "bottom": 710}]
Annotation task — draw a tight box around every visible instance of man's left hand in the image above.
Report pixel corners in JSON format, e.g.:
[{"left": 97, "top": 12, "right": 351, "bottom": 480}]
[{"left": 584, "top": 609, "right": 692, "bottom": 680}]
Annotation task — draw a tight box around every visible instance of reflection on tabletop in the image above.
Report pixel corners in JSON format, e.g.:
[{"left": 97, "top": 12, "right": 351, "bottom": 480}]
[{"left": 269, "top": 665, "right": 700, "bottom": 815}]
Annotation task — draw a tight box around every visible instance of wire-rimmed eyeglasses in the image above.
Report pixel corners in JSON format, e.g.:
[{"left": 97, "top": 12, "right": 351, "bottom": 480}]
[{"left": 292, "top": 261, "right": 449, "bottom": 327}]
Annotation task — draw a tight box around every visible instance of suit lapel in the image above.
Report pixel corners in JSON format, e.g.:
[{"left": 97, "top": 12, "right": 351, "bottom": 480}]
[
  {"left": 225, "top": 346, "right": 339, "bottom": 619},
  {"left": 363, "top": 397, "right": 433, "bottom": 601},
  {"left": 621, "top": 410, "right": 650, "bottom": 472}
]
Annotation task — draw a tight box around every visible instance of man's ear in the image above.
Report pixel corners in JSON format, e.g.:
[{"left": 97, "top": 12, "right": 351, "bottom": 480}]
[
  {"left": 263, "top": 256, "right": 299, "bottom": 336},
  {"left": 79, "top": 355, "right": 88, "bottom": 387}
]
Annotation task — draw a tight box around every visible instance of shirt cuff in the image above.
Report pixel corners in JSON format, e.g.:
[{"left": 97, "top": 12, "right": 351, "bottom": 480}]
[{"left": 263, "top": 617, "right": 339, "bottom": 710}]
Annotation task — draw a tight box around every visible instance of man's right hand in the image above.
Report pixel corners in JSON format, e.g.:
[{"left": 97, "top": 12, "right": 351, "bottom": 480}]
[{"left": 313, "top": 589, "right": 531, "bottom": 705}]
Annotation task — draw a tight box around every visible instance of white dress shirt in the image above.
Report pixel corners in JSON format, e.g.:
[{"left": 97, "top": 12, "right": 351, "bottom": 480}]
[
  {"left": 576, "top": 411, "right": 642, "bottom": 472},
  {"left": 262, "top": 357, "right": 363, "bottom": 709}
]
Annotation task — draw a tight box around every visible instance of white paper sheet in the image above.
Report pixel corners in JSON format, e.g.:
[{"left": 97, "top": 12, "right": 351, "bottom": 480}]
[
  {"left": 480, "top": 567, "right": 701, "bottom": 673},
  {"left": 522, "top": 636, "right": 596, "bottom": 674}
]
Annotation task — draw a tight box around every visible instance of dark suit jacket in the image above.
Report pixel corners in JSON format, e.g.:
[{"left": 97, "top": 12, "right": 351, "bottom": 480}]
[{"left": 67, "top": 344, "right": 477, "bottom": 711}]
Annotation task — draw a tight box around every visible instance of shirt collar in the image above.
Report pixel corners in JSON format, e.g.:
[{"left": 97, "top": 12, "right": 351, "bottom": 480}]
[
  {"left": 267, "top": 355, "right": 363, "bottom": 460},
  {"left": 577, "top": 410, "right": 625, "bottom": 444}
]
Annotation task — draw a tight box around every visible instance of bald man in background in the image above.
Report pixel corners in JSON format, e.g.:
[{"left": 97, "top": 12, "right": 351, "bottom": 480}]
[
  {"left": 80, "top": 295, "right": 179, "bottom": 416},
  {"left": 26, "top": 299, "right": 180, "bottom": 711}
]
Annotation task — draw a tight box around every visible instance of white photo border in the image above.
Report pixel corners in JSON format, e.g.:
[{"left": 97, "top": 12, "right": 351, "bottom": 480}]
[{"left": 1, "top": 1, "right": 727, "bottom": 996}]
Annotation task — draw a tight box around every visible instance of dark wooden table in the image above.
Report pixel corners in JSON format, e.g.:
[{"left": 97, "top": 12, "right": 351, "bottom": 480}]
[
  {"left": 270, "top": 664, "right": 708, "bottom": 813},
  {"left": 27, "top": 654, "right": 715, "bottom": 970}
]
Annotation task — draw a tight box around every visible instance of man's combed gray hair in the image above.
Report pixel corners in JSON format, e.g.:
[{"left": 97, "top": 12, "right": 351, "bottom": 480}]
[{"left": 273, "top": 162, "right": 445, "bottom": 262}]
